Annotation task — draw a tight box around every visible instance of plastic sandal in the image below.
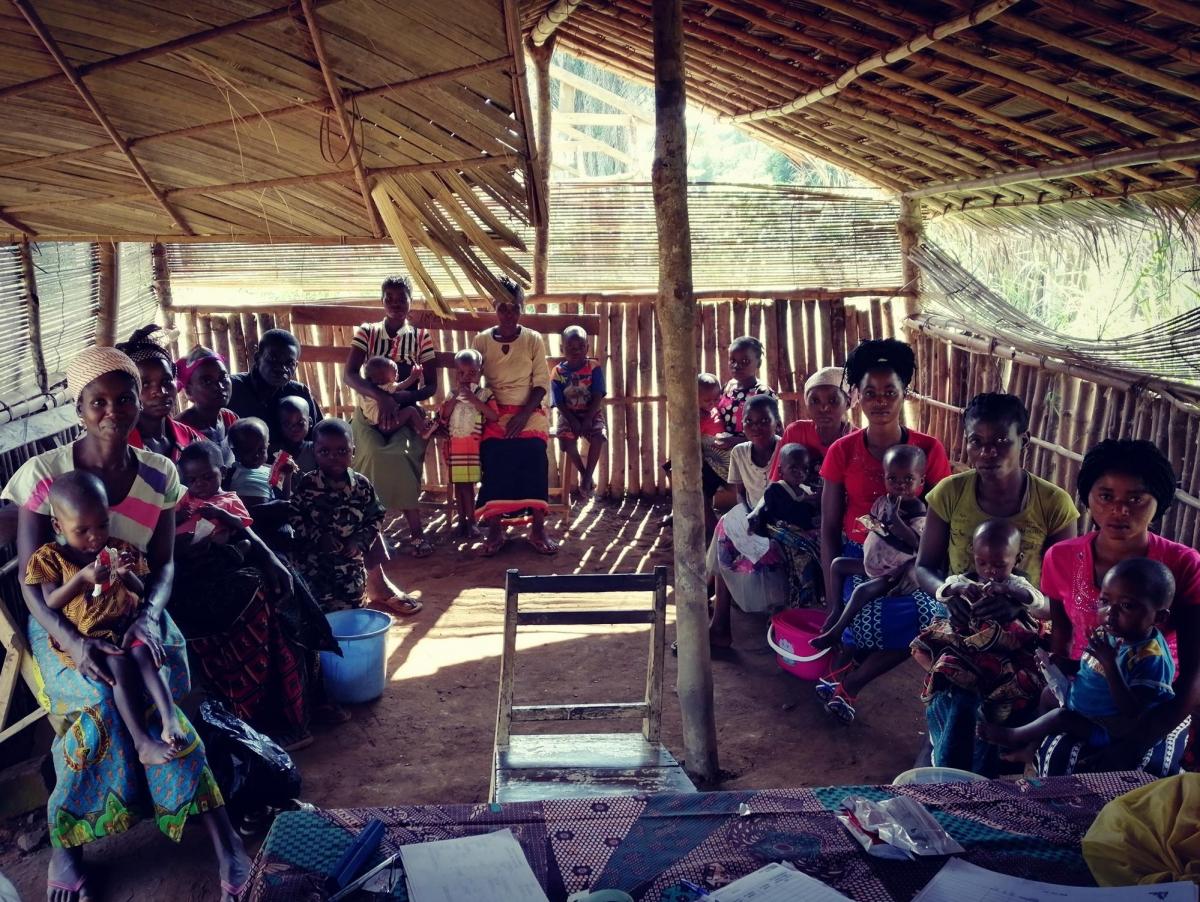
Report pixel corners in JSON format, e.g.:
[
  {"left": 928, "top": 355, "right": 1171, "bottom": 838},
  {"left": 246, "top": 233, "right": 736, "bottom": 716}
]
[
  {"left": 815, "top": 662, "right": 854, "bottom": 702},
  {"left": 823, "top": 684, "right": 857, "bottom": 724},
  {"left": 221, "top": 878, "right": 248, "bottom": 901}
]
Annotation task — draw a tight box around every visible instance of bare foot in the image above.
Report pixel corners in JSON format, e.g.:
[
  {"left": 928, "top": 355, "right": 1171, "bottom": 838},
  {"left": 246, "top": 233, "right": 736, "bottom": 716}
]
[
  {"left": 528, "top": 523, "right": 559, "bottom": 555},
  {"left": 161, "top": 713, "right": 188, "bottom": 751},
  {"left": 47, "top": 846, "right": 91, "bottom": 902},
  {"left": 218, "top": 833, "right": 252, "bottom": 901},
  {"left": 977, "top": 721, "right": 1018, "bottom": 748},
  {"left": 137, "top": 736, "right": 177, "bottom": 765}
]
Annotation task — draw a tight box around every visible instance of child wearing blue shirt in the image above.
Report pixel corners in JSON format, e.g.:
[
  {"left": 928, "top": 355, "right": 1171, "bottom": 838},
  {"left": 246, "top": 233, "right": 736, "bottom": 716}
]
[
  {"left": 981, "top": 557, "right": 1175, "bottom": 751},
  {"left": 552, "top": 325, "right": 607, "bottom": 498}
]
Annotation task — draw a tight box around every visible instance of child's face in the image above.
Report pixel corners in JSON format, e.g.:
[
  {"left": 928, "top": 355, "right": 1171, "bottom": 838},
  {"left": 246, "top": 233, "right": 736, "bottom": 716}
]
[
  {"left": 728, "top": 346, "right": 760, "bottom": 383},
  {"left": 53, "top": 504, "right": 109, "bottom": 555},
  {"left": 698, "top": 383, "right": 721, "bottom": 413},
  {"left": 1099, "top": 572, "right": 1166, "bottom": 641},
  {"left": 884, "top": 460, "right": 925, "bottom": 499},
  {"left": 778, "top": 450, "right": 812, "bottom": 488},
  {"left": 231, "top": 429, "right": 268, "bottom": 469},
  {"left": 971, "top": 541, "right": 1019, "bottom": 583},
  {"left": 279, "top": 405, "right": 310, "bottom": 445},
  {"left": 180, "top": 458, "right": 222, "bottom": 500},
  {"left": 366, "top": 361, "right": 398, "bottom": 387},
  {"left": 806, "top": 385, "right": 850, "bottom": 431},
  {"left": 185, "top": 358, "right": 231, "bottom": 411},
  {"left": 138, "top": 359, "right": 177, "bottom": 420},
  {"left": 563, "top": 334, "right": 588, "bottom": 365},
  {"left": 314, "top": 432, "right": 353, "bottom": 479},
  {"left": 455, "top": 359, "right": 481, "bottom": 384},
  {"left": 742, "top": 405, "right": 776, "bottom": 446}
]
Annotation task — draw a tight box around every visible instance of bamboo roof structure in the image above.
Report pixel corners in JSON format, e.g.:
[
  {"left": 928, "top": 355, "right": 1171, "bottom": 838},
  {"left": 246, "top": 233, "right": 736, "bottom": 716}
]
[
  {"left": 518, "top": 0, "right": 1200, "bottom": 229},
  {"left": 0, "top": 0, "right": 543, "bottom": 311}
]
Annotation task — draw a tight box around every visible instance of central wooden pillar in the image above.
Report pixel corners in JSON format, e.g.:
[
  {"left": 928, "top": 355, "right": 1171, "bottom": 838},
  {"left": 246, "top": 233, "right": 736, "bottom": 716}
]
[
  {"left": 652, "top": 0, "right": 718, "bottom": 784},
  {"left": 529, "top": 35, "right": 556, "bottom": 294}
]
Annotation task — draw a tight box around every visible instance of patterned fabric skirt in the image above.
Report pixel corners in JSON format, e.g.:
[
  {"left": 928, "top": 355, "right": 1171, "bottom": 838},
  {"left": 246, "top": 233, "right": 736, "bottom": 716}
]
[
  {"left": 27, "top": 616, "right": 224, "bottom": 848},
  {"left": 1037, "top": 716, "right": 1192, "bottom": 779},
  {"left": 840, "top": 539, "right": 944, "bottom": 651},
  {"left": 447, "top": 432, "right": 482, "bottom": 484},
  {"left": 477, "top": 435, "right": 549, "bottom": 525},
  {"left": 768, "top": 524, "right": 824, "bottom": 609}
]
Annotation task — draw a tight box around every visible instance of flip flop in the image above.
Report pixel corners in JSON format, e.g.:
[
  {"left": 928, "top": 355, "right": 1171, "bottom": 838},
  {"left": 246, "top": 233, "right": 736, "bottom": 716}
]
[
  {"left": 528, "top": 537, "right": 559, "bottom": 555},
  {"left": 407, "top": 538, "right": 434, "bottom": 558},
  {"left": 48, "top": 875, "right": 88, "bottom": 902},
  {"left": 385, "top": 594, "right": 422, "bottom": 616},
  {"left": 480, "top": 536, "right": 507, "bottom": 557},
  {"left": 823, "top": 684, "right": 857, "bottom": 724},
  {"left": 221, "top": 878, "right": 248, "bottom": 901}
]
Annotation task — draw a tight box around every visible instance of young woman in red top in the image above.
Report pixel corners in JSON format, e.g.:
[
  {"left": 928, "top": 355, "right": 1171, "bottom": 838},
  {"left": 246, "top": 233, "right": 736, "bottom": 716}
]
[{"left": 817, "top": 339, "right": 951, "bottom": 722}]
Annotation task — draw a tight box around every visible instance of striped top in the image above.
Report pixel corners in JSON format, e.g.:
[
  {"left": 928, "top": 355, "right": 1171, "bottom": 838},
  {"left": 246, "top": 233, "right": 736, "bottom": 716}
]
[
  {"left": 2, "top": 443, "right": 181, "bottom": 552},
  {"left": 351, "top": 320, "right": 436, "bottom": 368}
]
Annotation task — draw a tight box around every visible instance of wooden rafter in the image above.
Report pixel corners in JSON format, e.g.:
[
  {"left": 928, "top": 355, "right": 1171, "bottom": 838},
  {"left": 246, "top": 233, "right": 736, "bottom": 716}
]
[
  {"left": 532, "top": 0, "right": 584, "bottom": 46},
  {"left": 10, "top": 0, "right": 194, "bottom": 235},
  {"left": 1036, "top": 0, "right": 1200, "bottom": 68},
  {"left": 298, "top": 0, "right": 384, "bottom": 238},
  {"left": 502, "top": 0, "right": 546, "bottom": 230},
  {"left": 1127, "top": 0, "right": 1200, "bottom": 28},
  {"left": 724, "top": 0, "right": 1020, "bottom": 124},
  {"left": 0, "top": 209, "right": 37, "bottom": 237},
  {"left": 926, "top": 178, "right": 1200, "bottom": 217}
]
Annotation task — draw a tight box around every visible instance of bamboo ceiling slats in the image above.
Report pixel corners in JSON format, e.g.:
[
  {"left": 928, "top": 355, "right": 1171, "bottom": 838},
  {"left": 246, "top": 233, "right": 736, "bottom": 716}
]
[
  {"left": 517, "top": 0, "right": 1200, "bottom": 226},
  {"left": 0, "top": 0, "right": 540, "bottom": 272}
]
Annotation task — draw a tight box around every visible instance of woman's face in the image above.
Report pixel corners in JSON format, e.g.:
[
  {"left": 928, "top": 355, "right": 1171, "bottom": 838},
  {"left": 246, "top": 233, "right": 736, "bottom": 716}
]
[
  {"left": 858, "top": 368, "right": 905, "bottom": 427},
  {"left": 77, "top": 371, "right": 140, "bottom": 441},
  {"left": 965, "top": 417, "right": 1024, "bottom": 479},
  {"left": 137, "top": 359, "right": 176, "bottom": 420},
  {"left": 805, "top": 385, "right": 850, "bottom": 431},
  {"left": 256, "top": 338, "right": 299, "bottom": 389},
  {"left": 495, "top": 300, "right": 521, "bottom": 333},
  {"left": 382, "top": 285, "right": 410, "bottom": 322},
  {"left": 1087, "top": 471, "right": 1159, "bottom": 541},
  {"left": 185, "top": 357, "right": 231, "bottom": 411}
]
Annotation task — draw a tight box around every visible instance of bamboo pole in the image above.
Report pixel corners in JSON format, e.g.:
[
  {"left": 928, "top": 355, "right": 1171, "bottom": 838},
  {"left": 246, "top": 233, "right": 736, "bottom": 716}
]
[
  {"left": 624, "top": 300, "right": 641, "bottom": 497},
  {"left": 529, "top": 37, "right": 555, "bottom": 294},
  {"left": 638, "top": 303, "right": 655, "bottom": 495},
  {"left": 723, "top": 0, "right": 1020, "bottom": 123},
  {"left": 532, "top": 0, "right": 585, "bottom": 45},
  {"left": 19, "top": 240, "right": 47, "bottom": 393},
  {"left": 607, "top": 303, "right": 627, "bottom": 499},
  {"left": 96, "top": 243, "right": 118, "bottom": 347},
  {"left": 0, "top": 209, "right": 36, "bottom": 237},
  {"left": 702, "top": 303, "right": 717, "bottom": 375},
  {"left": 150, "top": 242, "right": 174, "bottom": 332},
  {"left": 595, "top": 302, "right": 611, "bottom": 495},
  {"left": 652, "top": 0, "right": 717, "bottom": 784},
  {"left": 653, "top": 305, "right": 668, "bottom": 494}
]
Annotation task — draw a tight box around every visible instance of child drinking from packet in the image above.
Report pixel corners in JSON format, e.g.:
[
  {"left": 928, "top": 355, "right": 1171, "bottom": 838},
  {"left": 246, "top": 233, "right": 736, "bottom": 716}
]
[
  {"left": 176, "top": 440, "right": 255, "bottom": 565},
  {"left": 552, "top": 325, "right": 607, "bottom": 497},
  {"left": 277, "top": 394, "right": 318, "bottom": 475},
  {"left": 438, "top": 348, "right": 497, "bottom": 538},
  {"left": 289, "top": 418, "right": 386, "bottom": 612},
  {"left": 979, "top": 557, "right": 1176, "bottom": 754},
  {"left": 359, "top": 355, "right": 437, "bottom": 440},
  {"left": 813, "top": 444, "right": 927, "bottom": 649},
  {"left": 27, "top": 472, "right": 183, "bottom": 764},
  {"left": 749, "top": 443, "right": 820, "bottom": 536},
  {"left": 911, "top": 519, "right": 1045, "bottom": 725}
]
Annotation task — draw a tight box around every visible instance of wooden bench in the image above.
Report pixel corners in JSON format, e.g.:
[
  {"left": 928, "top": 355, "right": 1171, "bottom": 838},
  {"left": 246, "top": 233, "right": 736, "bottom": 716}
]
[{"left": 489, "top": 567, "right": 696, "bottom": 802}]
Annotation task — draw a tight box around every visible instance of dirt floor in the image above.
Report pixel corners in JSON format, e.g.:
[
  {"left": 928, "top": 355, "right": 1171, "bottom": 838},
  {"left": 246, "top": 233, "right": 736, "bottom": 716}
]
[{"left": 2, "top": 498, "right": 929, "bottom": 900}]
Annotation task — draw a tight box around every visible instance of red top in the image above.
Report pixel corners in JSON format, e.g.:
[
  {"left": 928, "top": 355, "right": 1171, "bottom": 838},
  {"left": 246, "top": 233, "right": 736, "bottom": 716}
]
[
  {"left": 820, "top": 427, "right": 951, "bottom": 544},
  {"left": 128, "top": 418, "right": 206, "bottom": 463},
  {"left": 175, "top": 489, "right": 254, "bottom": 535},
  {"left": 1041, "top": 531, "right": 1200, "bottom": 661},
  {"left": 768, "top": 420, "right": 858, "bottom": 481},
  {"left": 700, "top": 408, "right": 723, "bottom": 437}
]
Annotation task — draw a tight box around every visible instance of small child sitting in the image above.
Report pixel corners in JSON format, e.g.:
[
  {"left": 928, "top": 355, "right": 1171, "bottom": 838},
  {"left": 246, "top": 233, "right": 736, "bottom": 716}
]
[
  {"left": 277, "top": 394, "right": 318, "bottom": 475},
  {"left": 438, "top": 348, "right": 498, "bottom": 538},
  {"left": 227, "top": 416, "right": 296, "bottom": 548},
  {"left": 911, "top": 519, "right": 1045, "bottom": 725},
  {"left": 813, "top": 444, "right": 927, "bottom": 649},
  {"left": 27, "top": 472, "right": 183, "bottom": 764},
  {"left": 979, "top": 557, "right": 1176, "bottom": 753},
  {"left": 662, "top": 373, "right": 724, "bottom": 531},
  {"left": 176, "top": 440, "right": 255, "bottom": 565},
  {"left": 289, "top": 418, "right": 386, "bottom": 612},
  {"left": 748, "top": 443, "right": 820, "bottom": 536},
  {"left": 552, "top": 325, "right": 607, "bottom": 497},
  {"left": 358, "top": 355, "right": 436, "bottom": 439}
]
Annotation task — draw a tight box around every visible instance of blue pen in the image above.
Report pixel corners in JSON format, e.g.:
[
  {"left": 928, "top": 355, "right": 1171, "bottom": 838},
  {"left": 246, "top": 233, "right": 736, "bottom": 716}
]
[{"left": 680, "top": 879, "right": 710, "bottom": 897}]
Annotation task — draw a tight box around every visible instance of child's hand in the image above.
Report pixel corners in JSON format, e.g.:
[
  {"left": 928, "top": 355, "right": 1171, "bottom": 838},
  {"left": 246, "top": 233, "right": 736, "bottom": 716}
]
[
  {"left": 1085, "top": 630, "right": 1118, "bottom": 669},
  {"left": 85, "top": 561, "right": 111, "bottom": 586},
  {"left": 198, "top": 504, "right": 240, "bottom": 530},
  {"left": 114, "top": 550, "right": 137, "bottom": 579}
]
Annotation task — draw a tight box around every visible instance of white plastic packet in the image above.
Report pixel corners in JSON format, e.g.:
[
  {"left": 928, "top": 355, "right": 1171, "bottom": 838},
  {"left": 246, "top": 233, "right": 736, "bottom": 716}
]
[
  {"left": 1035, "top": 648, "right": 1071, "bottom": 706},
  {"left": 837, "top": 795, "right": 965, "bottom": 860}
]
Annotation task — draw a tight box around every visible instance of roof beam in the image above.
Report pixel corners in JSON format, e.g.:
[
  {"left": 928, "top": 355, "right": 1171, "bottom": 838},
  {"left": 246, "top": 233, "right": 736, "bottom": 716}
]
[
  {"left": 1127, "top": 0, "right": 1200, "bottom": 28},
  {"left": 0, "top": 0, "right": 345, "bottom": 101},
  {"left": 904, "top": 137, "right": 1200, "bottom": 199},
  {"left": 724, "top": 0, "right": 1020, "bottom": 124},
  {"left": 1036, "top": 0, "right": 1200, "bottom": 68},
  {"left": 0, "top": 209, "right": 37, "bottom": 236},
  {"left": 11, "top": 0, "right": 194, "bottom": 235},
  {"left": 298, "top": 0, "right": 384, "bottom": 239},
  {"left": 532, "top": 0, "right": 584, "bottom": 46}
]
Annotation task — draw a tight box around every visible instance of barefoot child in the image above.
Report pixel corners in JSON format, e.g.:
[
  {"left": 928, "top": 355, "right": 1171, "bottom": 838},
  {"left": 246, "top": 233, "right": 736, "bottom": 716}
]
[
  {"left": 439, "top": 349, "right": 498, "bottom": 538},
  {"left": 813, "top": 444, "right": 927, "bottom": 649},
  {"left": 979, "top": 557, "right": 1176, "bottom": 754},
  {"left": 28, "top": 472, "right": 183, "bottom": 764},
  {"left": 552, "top": 325, "right": 607, "bottom": 497},
  {"left": 289, "top": 418, "right": 386, "bottom": 611},
  {"left": 748, "top": 443, "right": 820, "bottom": 536},
  {"left": 359, "top": 355, "right": 436, "bottom": 440},
  {"left": 278, "top": 394, "right": 318, "bottom": 475}
]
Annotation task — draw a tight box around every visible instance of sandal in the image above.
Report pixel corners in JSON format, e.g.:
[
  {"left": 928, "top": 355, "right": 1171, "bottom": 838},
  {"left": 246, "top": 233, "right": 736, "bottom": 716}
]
[
  {"left": 48, "top": 874, "right": 93, "bottom": 902},
  {"left": 407, "top": 538, "right": 434, "bottom": 558},
  {"left": 528, "top": 536, "right": 559, "bottom": 556},
  {"left": 372, "top": 594, "right": 422, "bottom": 617},
  {"left": 815, "top": 662, "right": 854, "bottom": 702},
  {"left": 221, "top": 878, "right": 249, "bottom": 901},
  {"left": 479, "top": 535, "right": 507, "bottom": 557},
  {"left": 823, "top": 684, "right": 858, "bottom": 724}
]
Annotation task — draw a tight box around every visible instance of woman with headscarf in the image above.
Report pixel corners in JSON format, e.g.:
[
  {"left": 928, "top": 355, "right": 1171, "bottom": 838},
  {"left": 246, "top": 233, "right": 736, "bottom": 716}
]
[
  {"left": 176, "top": 345, "right": 238, "bottom": 466},
  {"left": 472, "top": 279, "right": 558, "bottom": 556},
  {"left": 2, "top": 347, "right": 250, "bottom": 902}
]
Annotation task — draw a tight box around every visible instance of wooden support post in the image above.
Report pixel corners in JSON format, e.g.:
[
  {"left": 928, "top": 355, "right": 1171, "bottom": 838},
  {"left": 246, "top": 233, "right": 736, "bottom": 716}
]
[
  {"left": 96, "top": 242, "right": 118, "bottom": 346},
  {"left": 151, "top": 242, "right": 174, "bottom": 332},
  {"left": 652, "top": 0, "right": 718, "bottom": 784},
  {"left": 19, "top": 240, "right": 48, "bottom": 393},
  {"left": 529, "top": 36, "right": 555, "bottom": 294},
  {"left": 897, "top": 196, "right": 923, "bottom": 319}
]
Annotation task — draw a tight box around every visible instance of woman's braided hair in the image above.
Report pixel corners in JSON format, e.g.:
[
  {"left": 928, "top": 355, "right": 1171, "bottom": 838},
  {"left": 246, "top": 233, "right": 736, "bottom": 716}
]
[
  {"left": 844, "top": 338, "right": 915, "bottom": 390},
  {"left": 1077, "top": 439, "right": 1178, "bottom": 514},
  {"left": 116, "top": 324, "right": 175, "bottom": 378}
]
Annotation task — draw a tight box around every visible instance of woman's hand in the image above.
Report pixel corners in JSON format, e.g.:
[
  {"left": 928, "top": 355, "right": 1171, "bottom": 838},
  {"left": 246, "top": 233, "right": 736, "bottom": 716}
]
[
  {"left": 260, "top": 550, "right": 294, "bottom": 598},
  {"left": 71, "top": 635, "right": 124, "bottom": 685},
  {"left": 504, "top": 409, "right": 532, "bottom": 439},
  {"left": 122, "top": 612, "right": 165, "bottom": 668}
]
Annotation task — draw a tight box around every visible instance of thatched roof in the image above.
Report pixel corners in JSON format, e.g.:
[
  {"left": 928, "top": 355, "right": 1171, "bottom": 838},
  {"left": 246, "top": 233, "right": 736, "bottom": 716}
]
[
  {"left": 0, "top": 0, "right": 541, "bottom": 307},
  {"left": 519, "top": 0, "right": 1200, "bottom": 228}
]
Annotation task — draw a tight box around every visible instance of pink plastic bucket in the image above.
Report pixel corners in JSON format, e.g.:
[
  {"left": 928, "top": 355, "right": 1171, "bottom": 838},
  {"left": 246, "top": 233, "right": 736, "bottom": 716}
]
[{"left": 767, "top": 609, "right": 832, "bottom": 680}]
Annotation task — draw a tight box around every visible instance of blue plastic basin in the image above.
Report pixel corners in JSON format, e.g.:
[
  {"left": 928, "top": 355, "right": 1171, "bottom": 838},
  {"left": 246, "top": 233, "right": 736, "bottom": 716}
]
[{"left": 319, "top": 609, "right": 393, "bottom": 704}]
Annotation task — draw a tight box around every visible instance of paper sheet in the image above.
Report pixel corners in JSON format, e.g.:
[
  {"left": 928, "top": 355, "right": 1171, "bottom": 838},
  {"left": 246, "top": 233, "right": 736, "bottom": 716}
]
[
  {"left": 914, "top": 858, "right": 1198, "bottom": 902},
  {"left": 399, "top": 828, "right": 549, "bottom": 902},
  {"left": 723, "top": 507, "right": 771, "bottom": 563},
  {"left": 707, "top": 863, "right": 851, "bottom": 902}
]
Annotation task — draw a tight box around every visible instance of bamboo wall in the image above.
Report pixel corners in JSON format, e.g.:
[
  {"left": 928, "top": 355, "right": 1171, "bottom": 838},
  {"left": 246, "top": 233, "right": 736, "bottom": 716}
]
[{"left": 171, "top": 296, "right": 1200, "bottom": 546}]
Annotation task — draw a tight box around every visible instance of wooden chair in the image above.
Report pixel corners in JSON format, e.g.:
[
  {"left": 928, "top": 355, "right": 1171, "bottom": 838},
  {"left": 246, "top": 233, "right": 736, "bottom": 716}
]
[{"left": 489, "top": 566, "right": 696, "bottom": 802}]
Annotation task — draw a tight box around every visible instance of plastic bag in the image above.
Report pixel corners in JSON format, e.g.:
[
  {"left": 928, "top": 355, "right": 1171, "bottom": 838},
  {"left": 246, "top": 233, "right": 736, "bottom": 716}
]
[
  {"left": 1084, "top": 773, "right": 1200, "bottom": 885},
  {"left": 837, "top": 795, "right": 964, "bottom": 860},
  {"left": 196, "top": 699, "right": 301, "bottom": 812}
]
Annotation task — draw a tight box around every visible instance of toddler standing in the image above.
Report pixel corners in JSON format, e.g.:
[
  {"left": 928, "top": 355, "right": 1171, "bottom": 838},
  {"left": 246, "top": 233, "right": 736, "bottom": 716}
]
[
  {"left": 552, "top": 325, "right": 607, "bottom": 498},
  {"left": 438, "top": 349, "right": 498, "bottom": 538}
]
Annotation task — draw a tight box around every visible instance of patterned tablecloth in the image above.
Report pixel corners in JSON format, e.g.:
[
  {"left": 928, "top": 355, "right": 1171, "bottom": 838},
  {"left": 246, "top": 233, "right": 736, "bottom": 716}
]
[{"left": 246, "top": 771, "right": 1153, "bottom": 901}]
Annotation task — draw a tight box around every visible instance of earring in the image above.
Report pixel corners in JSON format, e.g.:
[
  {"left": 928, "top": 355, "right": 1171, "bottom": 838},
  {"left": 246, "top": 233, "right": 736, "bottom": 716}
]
[{"left": 55, "top": 532, "right": 67, "bottom": 546}]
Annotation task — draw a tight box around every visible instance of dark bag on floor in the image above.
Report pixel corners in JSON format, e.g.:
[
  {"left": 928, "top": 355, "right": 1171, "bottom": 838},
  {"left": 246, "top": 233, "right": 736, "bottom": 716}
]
[{"left": 197, "top": 699, "right": 302, "bottom": 811}]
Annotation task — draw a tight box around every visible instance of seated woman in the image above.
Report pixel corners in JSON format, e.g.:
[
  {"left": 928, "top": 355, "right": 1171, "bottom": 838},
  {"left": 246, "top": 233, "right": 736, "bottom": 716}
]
[
  {"left": 1037, "top": 440, "right": 1199, "bottom": 777},
  {"left": 2, "top": 346, "right": 249, "bottom": 902},
  {"left": 817, "top": 339, "right": 951, "bottom": 724},
  {"left": 472, "top": 278, "right": 559, "bottom": 557},
  {"left": 117, "top": 325, "right": 205, "bottom": 462},
  {"left": 914, "top": 392, "right": 1077, "bottom": 773},
  {"left": 176, "top": 345, "right": 238, "bottom": 466}
]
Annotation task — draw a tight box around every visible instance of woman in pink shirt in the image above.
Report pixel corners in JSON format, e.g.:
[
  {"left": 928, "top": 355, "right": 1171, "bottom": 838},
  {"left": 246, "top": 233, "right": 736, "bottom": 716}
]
[
  {"left": 1038, "top": 439, "right": 1199, "bottom": 776},
  {"left": 817, "top": 339, "right": 951, "bottom": 722}
]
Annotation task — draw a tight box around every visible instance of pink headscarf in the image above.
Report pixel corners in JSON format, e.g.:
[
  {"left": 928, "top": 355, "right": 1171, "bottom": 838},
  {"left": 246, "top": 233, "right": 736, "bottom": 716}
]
[{"left": 175, "top": 348, "right": 226, "bottom": 388}]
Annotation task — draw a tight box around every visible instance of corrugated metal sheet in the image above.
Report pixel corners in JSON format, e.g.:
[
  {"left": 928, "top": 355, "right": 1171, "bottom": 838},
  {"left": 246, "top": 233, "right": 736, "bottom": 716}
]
[{"left": 166, "top": 182, "right": 901, "bottom": 299}]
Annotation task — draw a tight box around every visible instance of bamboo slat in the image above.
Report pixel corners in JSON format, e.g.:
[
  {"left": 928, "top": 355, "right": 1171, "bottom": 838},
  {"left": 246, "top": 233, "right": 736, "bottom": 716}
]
[
  {"left": 623, "top": 303, "right": 640, "bottom": 497},
  {"left": 607, "top": 302, "right": 626, "bottom": 499}
]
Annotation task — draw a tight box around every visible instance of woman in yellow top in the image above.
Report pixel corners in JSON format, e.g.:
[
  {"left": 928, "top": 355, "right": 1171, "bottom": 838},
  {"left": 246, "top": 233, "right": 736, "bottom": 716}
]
[
  {"left": 472, "top": 279, "right": 558, "bottom": 556},
  {"left": 914, "top": 392, "right": 1078, "bottom": 773}
]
